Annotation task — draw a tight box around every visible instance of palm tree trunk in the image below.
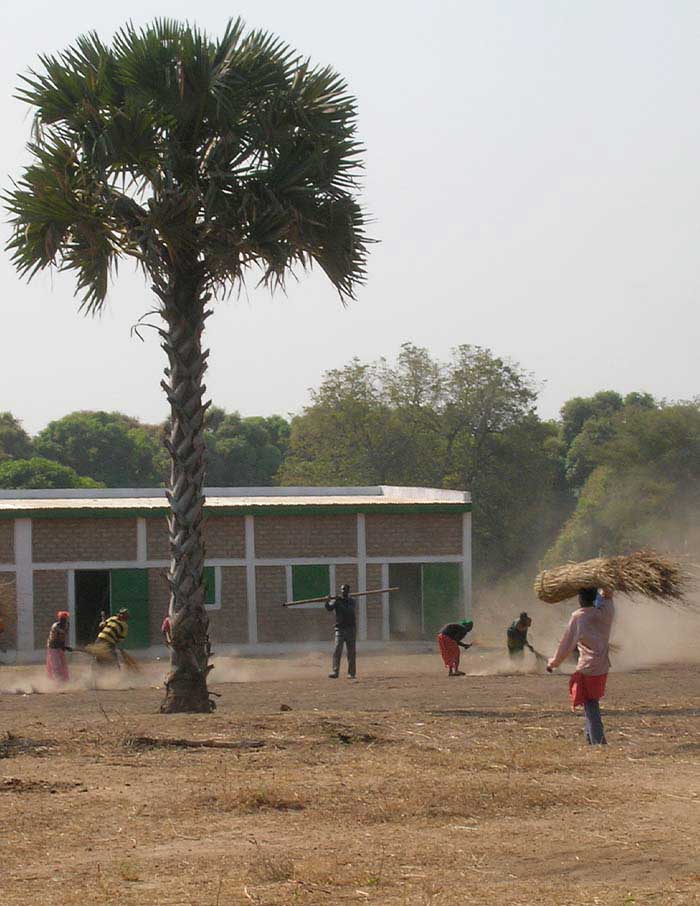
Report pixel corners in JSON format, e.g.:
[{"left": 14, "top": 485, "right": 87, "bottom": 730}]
[{"left": 157, "top": 272, "right": 214, "bottom": 713}]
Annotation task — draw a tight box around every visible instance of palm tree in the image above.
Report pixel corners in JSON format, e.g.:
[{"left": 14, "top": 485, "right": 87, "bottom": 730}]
[{"left": 5, "top": 19, "right": 369, "bottom": 712}]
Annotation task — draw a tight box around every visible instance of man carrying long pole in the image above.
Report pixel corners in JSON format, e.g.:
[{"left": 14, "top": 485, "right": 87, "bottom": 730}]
[{"left": 326, "top": 585, "right": 357, "bottom": 680}]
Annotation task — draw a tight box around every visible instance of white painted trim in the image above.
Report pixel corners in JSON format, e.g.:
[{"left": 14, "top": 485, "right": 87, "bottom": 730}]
[
  {"left": 381, "top": 563, "right": 390, "bottom": 642},
  {"left": 285, "top": 564, "right": 293, "bottom": 603},
  {"left": 0, "top": 485, "right": 468, "bottom": 502},
  {"left": 329, "top": 563, "right": 336, "bottom": 597},
  {"left": 14, "top": 519, "right": 34, "bottom": 654},
  {"left": 67, "top": 570, "right": 76, "bottom": 648},
  {"left": 136, "top": 518, "right": 147, "bottom": 562},
  {"left": 245, "top": 516, "right": 257, "bottom": 644},
  {"left": 28, "top": 554, "right": 462, "bottom": 570},
  {"left": 357, "top": 514, "right": 367, "bottom": 640},
  {"left": 0, "top": 565, "right": 16, "bottom": 572},
  {"left": 462, "top": 511, "right": 472, "bottom": 619},
  {"left": 366, "top": 555, "right": 463, "bottom": 564}
]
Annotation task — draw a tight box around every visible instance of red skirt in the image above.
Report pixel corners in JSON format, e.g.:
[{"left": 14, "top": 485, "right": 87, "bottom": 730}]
[
  {"left": 569, "top": 672, "right": 607, "bottom": 709},
  {"left": 438, "top": 634, "right": 460, "bottom": 670},
  {"left": 46, "top": 649, "right": 69, "bottom": 683}
]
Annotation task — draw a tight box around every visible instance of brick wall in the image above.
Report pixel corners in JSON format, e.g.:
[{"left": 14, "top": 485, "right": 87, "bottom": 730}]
[
  {"left": 33, "top": 518, "right": 137, "bottom": 563},
  {"left": 256, "top": 564, "right": 335, "bottom": 643},
  {"left": 365, "top": 513, "right": 463, "bottom": 557},
  {"left": 366, "top": 563, "right": 383, "bottom": 641},
  {"left": 147, "top": 569, "right": 170, "bottom": 645},
  {"left": 0, "top": 521, "right": 13, "bottom": 563},
  {"left": 146, "top": 517, "right": 170, "bottom": 561},
  {"left": 0, "top": 573, "right": 17, "bottom": 648},
  {"left": 255, "top": 515, "right": 357, "bottom": 558},
  {"left": 147, "top": 515, "right": 245, "bottom": 560},
  {"left": 147, "top": 566, "right": 248, "bottom": 647},
  {"left": 33, "top": 570, "right": 68, "bottom": 648},
  {"left": 209, "top": 567, "right": 248, "bottom": 645}
]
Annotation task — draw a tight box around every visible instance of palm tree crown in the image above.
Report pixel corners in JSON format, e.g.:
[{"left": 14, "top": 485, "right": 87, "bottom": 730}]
[{"left": 6, "top": 18, "right": 369, "bottom": 309}]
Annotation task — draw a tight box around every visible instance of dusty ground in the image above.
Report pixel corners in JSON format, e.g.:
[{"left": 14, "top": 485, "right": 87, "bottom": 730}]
[{"left": 1, "top": 650, "right": 698, "bottom": 905}]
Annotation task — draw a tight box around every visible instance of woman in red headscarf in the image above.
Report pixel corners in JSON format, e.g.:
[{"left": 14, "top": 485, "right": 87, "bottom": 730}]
[{"left": 46, "top": 611, "right": 72, "bottom": 682}]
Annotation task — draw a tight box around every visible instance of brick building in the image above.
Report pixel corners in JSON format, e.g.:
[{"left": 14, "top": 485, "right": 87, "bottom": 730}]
[{"left": 0, "top": 486, "right": 471, "bottom": 660}]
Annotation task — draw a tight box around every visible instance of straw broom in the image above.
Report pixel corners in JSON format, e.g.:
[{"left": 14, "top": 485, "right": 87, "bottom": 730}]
[{"left": 534, "top": 549, "right": 690, "bottom": 604}]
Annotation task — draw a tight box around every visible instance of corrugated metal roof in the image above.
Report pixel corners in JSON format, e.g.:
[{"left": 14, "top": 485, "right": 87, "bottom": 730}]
[{"left": 0, "top": 486, "right": 470, "bottom": 517}]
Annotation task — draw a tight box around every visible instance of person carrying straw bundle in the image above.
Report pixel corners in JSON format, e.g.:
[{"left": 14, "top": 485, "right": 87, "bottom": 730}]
[{"left": 546, "top": 588, "right": 614, "bottom": 745}]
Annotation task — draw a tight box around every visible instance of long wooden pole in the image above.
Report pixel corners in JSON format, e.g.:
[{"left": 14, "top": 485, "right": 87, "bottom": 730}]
[{"left": 283, "top": 586, "right": 399, "bottom": 607}]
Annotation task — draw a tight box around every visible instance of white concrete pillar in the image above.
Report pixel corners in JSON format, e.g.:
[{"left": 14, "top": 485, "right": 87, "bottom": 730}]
[
  {"left": 14, "top": 519, "right": 34, "bottom": 654},
  {"left": 245, "top": 515, "right": 257, "bottom": 644},
  {"left": 357, "top": 514, "right": 367, "bottom": 640},
  {"left": 462, "top": 510, "right": 472, "bottom": 619}
]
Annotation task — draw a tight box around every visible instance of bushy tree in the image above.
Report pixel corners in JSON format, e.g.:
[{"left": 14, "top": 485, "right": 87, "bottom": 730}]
[
  {"left": 0, "top": 413, "right": 33, "bottom": 462},
  {"left": 547, "top": 402, "right": 700, "bottom": 562},
  {"left": 204, "top": 407, "right": 290, "bottom": 486},
  {"left": 35, "top": 411, "right": 167, "bottom": 486},
  {"left": 281, "top": 344, "right": 568, "bottom": 576},
  {"left": 0, "top": 456, "right": 103, "bottom": 489}
]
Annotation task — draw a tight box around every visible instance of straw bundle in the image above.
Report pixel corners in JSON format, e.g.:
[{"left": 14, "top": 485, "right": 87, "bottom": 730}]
[{"left": 534, "top": 549, "right": 689, "bottom": 604}]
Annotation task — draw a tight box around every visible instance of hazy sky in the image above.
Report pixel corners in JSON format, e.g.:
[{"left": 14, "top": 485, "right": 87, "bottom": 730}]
[{"left": 1, "top": 1, "right": 698, "bottom": 434}]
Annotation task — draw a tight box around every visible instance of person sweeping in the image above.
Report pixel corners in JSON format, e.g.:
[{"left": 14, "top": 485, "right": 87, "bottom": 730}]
[
  {"left": 46, "top": 610, "right": 72, "bottom": 682},
  {"left": 437, "top": 620, "right": 473, "bottom": 677},
  {"left": 547, "top": 588, "right": 614, "bottom": 745},
  {"left": 506, "top": 612, "right": 533, "bottom": 658},
  {"left": 92, "top": 608, "right": 130, "bottom": 667}
]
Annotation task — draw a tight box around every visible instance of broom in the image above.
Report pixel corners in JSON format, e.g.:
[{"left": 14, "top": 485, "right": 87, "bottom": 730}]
[
  {"left": 82, "top": 642, "right": 141, "bottom": 672},
  {"left": 534, "top": 549, "right": 690, "bottom": 604}
]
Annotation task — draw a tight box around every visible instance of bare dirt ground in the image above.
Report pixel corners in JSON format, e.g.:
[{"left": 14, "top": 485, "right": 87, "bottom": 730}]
[{"left": 1, "top": 650, "right": 698, "bottom": 905}]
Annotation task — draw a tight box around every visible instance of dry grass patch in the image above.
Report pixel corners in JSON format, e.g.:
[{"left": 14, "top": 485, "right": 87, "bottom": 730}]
[{"left": 194, "top": 783, "right": 307, "bottom": 814}]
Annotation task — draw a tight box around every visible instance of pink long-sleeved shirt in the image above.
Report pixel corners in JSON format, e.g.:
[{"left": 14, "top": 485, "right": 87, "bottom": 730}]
[{"left": 548, "top": 594, "right": 615, "bottom": 675}]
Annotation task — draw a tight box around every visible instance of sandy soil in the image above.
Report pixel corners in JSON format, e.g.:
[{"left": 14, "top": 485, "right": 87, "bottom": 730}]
[{"left": 1, "top": 650, "right": 698, "bottom": 905}]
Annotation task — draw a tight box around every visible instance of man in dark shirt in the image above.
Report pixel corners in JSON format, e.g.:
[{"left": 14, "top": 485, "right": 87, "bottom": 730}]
[
  {"left": 325, "top": 584, "right": 357, "bottom": 679},
  {"left": 437, "top": 620, "right": 473, "bottom": 676},
  {"left": 507, "top": 612, "right": 533, "bottom": 657}
]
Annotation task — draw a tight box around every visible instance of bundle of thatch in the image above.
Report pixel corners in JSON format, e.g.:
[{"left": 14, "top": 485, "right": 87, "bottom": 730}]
[{"left": 534, "top": 549, "right": 690, "bottom": 604}]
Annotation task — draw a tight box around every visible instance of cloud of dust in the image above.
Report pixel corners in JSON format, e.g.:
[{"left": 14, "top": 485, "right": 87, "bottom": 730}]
[
  {"left": 473, "top": 559, "right": 700, "bottom": 673},
  {"left": 0, "top": 659, "right": 167, "bottom": 695}
]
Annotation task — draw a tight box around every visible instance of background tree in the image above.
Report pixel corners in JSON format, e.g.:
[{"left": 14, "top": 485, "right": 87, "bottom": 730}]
[
  {"left": 547, "top": 402, "right": 700, "bottom": 562},
  {"left": 0, "top": 456, "right": 103, "bottom": 489},
  {"left": 35, "top": 410, "right": 167, "bottom": 486},
  {"left": 204, "top": 407, "right": 290, "bottom": 486},
  {"left": 0, "top": 413, "right": 33, "bottom": 462},
  {"left": 280, "top": 345, "right": 569, "bottom": 576},
  {"left": 6, "top": 19, "right": 369, "bottom": 712}
]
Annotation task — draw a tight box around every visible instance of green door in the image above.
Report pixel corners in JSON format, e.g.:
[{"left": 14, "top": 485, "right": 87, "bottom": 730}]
[
  {"left": 111, "top": 569, "right": 150, "bottom": 649},
  {"left": 422, "top": 563, "right": 463, "bottom": 637}
]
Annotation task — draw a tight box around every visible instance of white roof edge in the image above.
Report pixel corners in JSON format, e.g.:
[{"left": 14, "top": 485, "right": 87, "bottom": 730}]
[{"left": 0, "top": 485, "right": 469, "bottom": 503}]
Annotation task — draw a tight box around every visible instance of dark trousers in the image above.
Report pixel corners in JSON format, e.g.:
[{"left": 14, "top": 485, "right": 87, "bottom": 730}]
[
  {"left": 583, "top": 699, "right": 607, "bottom": 745},
  {"left": 332, "top": 628, "right": 356, "bottom": 676}
]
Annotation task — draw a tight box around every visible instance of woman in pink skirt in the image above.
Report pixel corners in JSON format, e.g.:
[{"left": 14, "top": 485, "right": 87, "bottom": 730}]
[{"left": 46, "top": 611, "right": 72, "bottom": 682}]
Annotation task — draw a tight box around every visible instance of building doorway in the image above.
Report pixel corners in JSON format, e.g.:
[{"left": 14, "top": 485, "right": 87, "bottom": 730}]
[
  {"left": 387, "top": 562, "right": 464, "bottom": 640},
  {"left": 388, "top": 564, "right": 422, "bottom": 640},
  {"left": 74, "top": 570, "right": 110, "bottom": 646}
]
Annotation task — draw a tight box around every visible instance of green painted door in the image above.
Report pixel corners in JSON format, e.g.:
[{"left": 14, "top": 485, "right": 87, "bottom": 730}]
[
  {"left": 422, "top": 563, "right": 463, "bottom": 637},
  {"left": 111, "top": 569, "right": 150, "bottom": 649}
]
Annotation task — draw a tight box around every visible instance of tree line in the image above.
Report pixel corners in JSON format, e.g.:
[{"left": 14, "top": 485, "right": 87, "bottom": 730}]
[{"left": 2, "top": 343, "right": 697, "bottom": 578}]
